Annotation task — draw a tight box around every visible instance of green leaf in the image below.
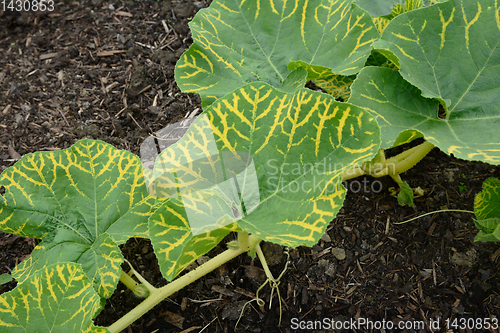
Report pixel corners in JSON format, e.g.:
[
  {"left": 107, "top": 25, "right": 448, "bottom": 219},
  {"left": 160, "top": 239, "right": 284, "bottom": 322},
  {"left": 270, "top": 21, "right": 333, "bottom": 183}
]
[
  {"left": 313, "top": 73, "right": 356, "bottom": 101},
  {"left": 149, "top": 82, "right": 380, "bottom": 280},
  {"left": 349, "top": 67, "right": 432, "bottom": 148},
  {"left": 281, "top": 68, "right": 308, "bottom": 94},
  {"left": 474, "top": 218, "right": 500, "bottom": 242},
  {"left": 175, "top": 0, "right": 379, "bottom": 108},
  {"left": 369, "top": 0, "right": 500, "bottom": 163},
  {"left": 0, "top": 273, "right": 13, "bottom": 285},
  {"left": 12, "top": 233, "right": 124, "bottom": 300},
  {"left": 350, "top": 66, "right": 500, "bottom": 160},
  {"left": 474, "top": 177, "right": 500, "bottom": 241},
  {"left": 475, "top": 177, "right": 500, "bottom": 220},
  {"left": 355, "top": 0, "right": 404, "bottom": 16},
  {"left": 0, "top": 262, "right": 109, "bottom": 333},
  {"left": 367, "top": 0, "right": 424, "bottom": 34},
  {"left": 312, "top": 50, "right": 396, "bottom": 101},
  {"left": 0, "top": 139, "right": 156, "bottom": 298},
  {"left": 397, "top": 181, "right": 414, "bottom": 207}
]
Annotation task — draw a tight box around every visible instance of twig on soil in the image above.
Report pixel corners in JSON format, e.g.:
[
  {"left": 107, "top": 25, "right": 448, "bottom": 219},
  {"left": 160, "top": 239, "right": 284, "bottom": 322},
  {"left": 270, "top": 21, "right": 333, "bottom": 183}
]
[
  {"left": 57, "top": 109, "right": 70, "bottom": 127},
  {"left": 161, "top": 20, "right": 170, "bottom": 34},
  {"left": 127, "top": 113, "right": 143, "bottom": 130},
  {"left": 115, "top": 107, "right": 127, "bottom": 118},
  {"left": 135, "top": 41, "right": 155, "bottom": 50}
]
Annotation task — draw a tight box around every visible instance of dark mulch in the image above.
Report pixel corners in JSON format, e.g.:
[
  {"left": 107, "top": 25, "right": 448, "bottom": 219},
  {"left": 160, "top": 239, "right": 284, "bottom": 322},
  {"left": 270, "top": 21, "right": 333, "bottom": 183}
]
[{"left": 1, "top": 1, "right": 499, "bottom": 332}]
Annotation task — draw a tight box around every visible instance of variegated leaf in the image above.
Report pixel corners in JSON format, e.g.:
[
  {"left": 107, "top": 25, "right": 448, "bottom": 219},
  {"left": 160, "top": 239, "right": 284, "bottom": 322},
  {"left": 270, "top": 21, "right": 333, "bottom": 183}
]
[
  {"left": 149, "top": 82, "right": 380, "bottom": 280},
  {"left": 175, "top": 0, "right": 379, "bottom": 107},
  {"left": 364, "top": 0, "right": 500, "bottom": 162},
  {"left": 474, "top": 177, "right": 500, "bottom": 241},
  {"left": 0, "top": 139, "right": 156, "bottom": 298},
  {"left": 0, "top": 262, "right": 109, "bottom": 332}
]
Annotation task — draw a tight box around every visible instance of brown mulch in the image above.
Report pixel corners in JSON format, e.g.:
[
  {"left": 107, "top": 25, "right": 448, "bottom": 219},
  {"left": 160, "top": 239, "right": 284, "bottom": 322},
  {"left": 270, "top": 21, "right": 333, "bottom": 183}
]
[{"left": 1, "top": 1, "right": 500, "bottom": 332}]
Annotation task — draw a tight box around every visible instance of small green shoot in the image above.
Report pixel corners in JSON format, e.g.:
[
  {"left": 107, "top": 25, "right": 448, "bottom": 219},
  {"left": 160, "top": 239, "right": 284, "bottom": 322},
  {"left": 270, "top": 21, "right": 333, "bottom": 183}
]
[{"left": 0, "top": 273, "right": 13, "bottom": 285}]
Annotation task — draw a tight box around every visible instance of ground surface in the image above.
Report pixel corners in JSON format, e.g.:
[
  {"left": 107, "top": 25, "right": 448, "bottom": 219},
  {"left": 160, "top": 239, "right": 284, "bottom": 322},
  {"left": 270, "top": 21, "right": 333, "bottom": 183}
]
[{"left": 1, "top": 1, "right": 500, "bottom": 332}]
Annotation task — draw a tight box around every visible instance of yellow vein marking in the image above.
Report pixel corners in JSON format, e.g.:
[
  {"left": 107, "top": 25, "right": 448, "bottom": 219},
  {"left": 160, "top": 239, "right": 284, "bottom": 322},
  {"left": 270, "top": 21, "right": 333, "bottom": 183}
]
[
  {"left": 391, "top": 32, "right": 417, "bottom": 42},
  {"left": 343, "top": 143, "right": 377, "bottom": 154},
  {"left": 281, "top": 0, "right": 299, "bottom": 21},
  {"left": 269, "top": 0, "right": 278, "bottom": 14},
  {"left": 496, "top": 0, "right": 500, "bottom": 31},
  {"left": 194, "top": 49, "right": 213, "bottom": 73},
  {"left": 301, "top": 0, "right": 308, "bottom": 46},
  {"left": 394, "top": 44, "right": 416, "bottom": 60},
  {"left": 337, "top": 106, "right": 351, "bottom": 144},
  {"left": 314, "top": 100, "right": 334, "bottom": 156},
  {"left": 255, "top": 0, "right": 260, "bottom": 20},
  {"left": 254, "top": 96, "right": 285, "bottom": 155},
  {"left": 462, "top": 2, "right": 481, "bottom": 52},
  {"left": 219, "top": 3, "right": 237, "bottom": 13},
  {"left": 438, "top": 6, "right": 455, "bottom": 49}
]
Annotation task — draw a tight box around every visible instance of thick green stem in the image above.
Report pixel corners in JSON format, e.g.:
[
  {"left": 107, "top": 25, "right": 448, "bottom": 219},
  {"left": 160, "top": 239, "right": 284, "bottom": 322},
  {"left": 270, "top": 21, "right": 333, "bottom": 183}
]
[
  {"left": 119, "top": 270, "right": 150, "bottom": 299},
  {"left": 372, "top": 141, "right": 435, "bottom": 177},
  {"left": 343, "top": 141, "right": 435, "bottom": 180},
  {"left": 342, "top": 166, "right": 366, "bottom": 181},
  {"left": 122, "top": 260, "right": 157, "bottom": 297},
  {"left": 386, "top": 144, "right": 421, "bottom": 164},
  {"left": 107, "top": 234, "right": 262, "bottom": 333},
  {"left": 390, "top": 173, "right": 403, "bottom": 185},
  {"left": 119, "top": 270, "right": 139, "bottom": 292},
  {"left": 238, "top": 231, "right": 249, "bottom": 249}
]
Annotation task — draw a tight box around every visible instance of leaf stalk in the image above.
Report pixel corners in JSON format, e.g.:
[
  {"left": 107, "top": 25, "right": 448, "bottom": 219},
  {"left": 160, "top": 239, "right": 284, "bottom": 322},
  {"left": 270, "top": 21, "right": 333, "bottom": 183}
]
[
  {"left": 107, "top": 233, "right": 262, "bottom": 333},
  {"left": 342, "top": 141, "right": 435, "bottom": 181}
]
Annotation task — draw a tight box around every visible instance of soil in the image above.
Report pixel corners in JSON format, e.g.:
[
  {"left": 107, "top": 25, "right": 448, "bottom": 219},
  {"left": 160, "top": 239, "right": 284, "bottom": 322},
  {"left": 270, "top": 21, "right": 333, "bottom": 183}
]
[{"left": 1, "top": 1, "right": 499, "bottom": 333}]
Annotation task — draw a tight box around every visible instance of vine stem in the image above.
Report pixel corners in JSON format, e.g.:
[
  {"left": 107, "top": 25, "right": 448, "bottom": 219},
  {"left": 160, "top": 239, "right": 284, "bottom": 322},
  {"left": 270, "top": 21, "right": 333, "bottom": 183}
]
[
  {"left": 107, "top": 233, "right": 261, "bottom": 333},
  {"left": 255, "top": 242, "right": 275, "bottom": 282},
  {"left": 119, "top": 270, "right": 152, "bottom": 298},
  {"left": 342, "top": 141, "right": 435, "bottom": 181},
  {"left": 253, "top": 242, "right": 287, "bottom": 326}
]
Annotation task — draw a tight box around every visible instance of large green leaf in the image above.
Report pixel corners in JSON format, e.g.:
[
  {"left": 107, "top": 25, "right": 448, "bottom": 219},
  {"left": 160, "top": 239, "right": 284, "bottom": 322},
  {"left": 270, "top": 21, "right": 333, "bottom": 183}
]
[
  {"left": 371, "top": 0, "right": 424, "bottom": 35},
  {"left": 474, "top": 177, "right": 500, "bottom": 241},
  {"left": 148, "top": 82, "right": 380, "bottom": 280},
  {"left": 349, "top": 67, "right": 432, "bottom": 148},
  {"left": 0, "top": 139, "right": 156, "bottom": 298},
  {"left": 313, "top": 50, "right": 397, "bottom": 101},
  {"left": 0, "top": 262, "right": 108, "bottom": 333},
  {"left": 367, "top": 0, "right": 500, "bottom": 162},
  {"left": 349, "top": 66, "right": 500, "bottom": 162},
  {"left": 313, "top": 73, "right": 356, "bottom": 101},
  {"left": 175, "top": 0, "right": 379, "bottom": 108}
]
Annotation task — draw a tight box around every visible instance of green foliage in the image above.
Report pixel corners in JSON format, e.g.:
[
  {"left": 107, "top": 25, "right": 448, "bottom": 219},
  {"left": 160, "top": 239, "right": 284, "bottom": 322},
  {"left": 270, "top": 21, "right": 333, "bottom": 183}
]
[
  {"left": 360, "top": 0, "right": 500, "bottom": 163},
  {"left": 474, "top": 177, "right": 500, "bottom": 241},
  {"left": 0, "top": 273, "right": 13, "bottom": 285},
  {"left": 2, "top": 0, "right": 500, "bottom": 331},
  {"left": 175, "top": 0, "right": 379, "bottom": 107},
  {"left": 0, "top": 139, "right": 155, "bottom": 299},
  {"left": 148, "top": 82, "right": 380, "bottom": 281},
  {"left": 0, "top": 262, "right": 109, "bottom": 332},
  {"left": 355, "top": 0, "right": 406, "bottom": 16},
  {"left": 397, "top": 181, "right": 414, "bottom": 207}
]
